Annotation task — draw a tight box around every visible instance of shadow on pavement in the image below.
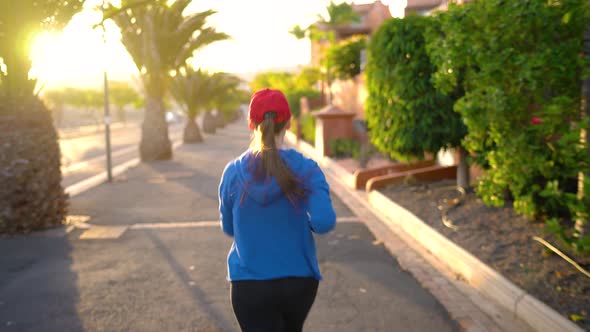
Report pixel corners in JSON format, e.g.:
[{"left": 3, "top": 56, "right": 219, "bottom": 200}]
[
  {"left": 314, "top": 222, "right": 459, "bottom": 331},
  {"left": 143, "top": 229, "right": 236, "bottom": 331},
  {"left": 0, "top": 232, "right": 83, "bottom": 331}
]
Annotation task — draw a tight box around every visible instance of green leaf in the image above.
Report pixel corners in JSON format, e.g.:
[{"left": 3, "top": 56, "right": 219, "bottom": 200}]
[{"left": 561, "top": 11, "right": 572, "bottom": 24}]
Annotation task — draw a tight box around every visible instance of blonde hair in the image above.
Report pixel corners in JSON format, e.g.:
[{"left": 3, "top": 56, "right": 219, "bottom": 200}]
[{"left": 248, "top": 113, "right": 307, "bottom": 205}]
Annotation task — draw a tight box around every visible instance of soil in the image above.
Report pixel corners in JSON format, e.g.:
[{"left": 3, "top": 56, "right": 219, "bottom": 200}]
[{"left": 380, "top": 179, "right": 590, "bottom": 331}]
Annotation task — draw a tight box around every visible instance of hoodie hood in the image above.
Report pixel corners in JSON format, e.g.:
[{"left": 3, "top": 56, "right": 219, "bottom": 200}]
[{"left": 234, "top": 149, "right": 311, "bottom": 206}]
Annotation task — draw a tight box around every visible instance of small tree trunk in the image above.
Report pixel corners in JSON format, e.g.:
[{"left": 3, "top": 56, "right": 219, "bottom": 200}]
[
  {"left": 575, "top": 25, "right": 590, "bottom": 236},
  {"left": 116, "top": 106, "right": 126, "bottom": 124},
  {"left": 326, "top": 60, "right": 333, "bottom": 104},
  {"left": 202, "top": 111, "right": 216, "bottom": 134},
  {"left": 214, "top": 111, "right": 225, "bottom": 129},
  {"left": 183, "top": 115, "right": 203, "bottom": 143},
  {"left": 457, "top": 146, "right": 470, "bottom": 191},
  {"left": 139, "top": 95, "right": 172, "bottom": 161},
  {"left": 53, "top": 105, "right": 64, "bottom": 128}
]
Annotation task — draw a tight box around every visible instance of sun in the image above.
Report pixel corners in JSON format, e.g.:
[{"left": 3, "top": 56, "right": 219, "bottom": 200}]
[{"left": 29, "top": 10, "right": 137, "bottom": 90}]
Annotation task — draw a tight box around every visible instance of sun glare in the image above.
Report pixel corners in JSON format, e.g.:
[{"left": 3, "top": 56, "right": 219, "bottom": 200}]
[
  {"left": 27, "top": 0, "right": 388, "bottom": 89},
  {"left": 30, "top": 8, "right": 136, "bottom": 90}
]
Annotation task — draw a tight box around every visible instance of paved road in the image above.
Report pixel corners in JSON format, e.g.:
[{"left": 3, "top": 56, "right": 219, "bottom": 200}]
[
  {"left": 0, "top": 120, "right": 458, "bottom": 332},
  {"left": 59, "top": 122, "right": 184, "bottom": 188}
]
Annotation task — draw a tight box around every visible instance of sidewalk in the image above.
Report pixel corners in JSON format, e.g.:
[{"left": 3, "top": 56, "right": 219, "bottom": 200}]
[{"left": 0, "top": 121, "right": 458, "bottom": 332}]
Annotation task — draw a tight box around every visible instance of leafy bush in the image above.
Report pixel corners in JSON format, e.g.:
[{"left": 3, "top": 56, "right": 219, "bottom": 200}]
[
  {"left": 300, "top": 113, "right": 316, "bottom": 145},
  {"left": 250, "top": 70, "right": 321, "bottom": 117},
  {"left": 329, "top": 138, "right": 360, "bottom": 159},
  {"left": 427, "top": 0, "right": 590, "bottom": 252},
  {"left": 365, "top": 16, "right": 466, "bottom": 162},
  {"left": 326, "top": 36, "right": 367, "bottom": 80}
]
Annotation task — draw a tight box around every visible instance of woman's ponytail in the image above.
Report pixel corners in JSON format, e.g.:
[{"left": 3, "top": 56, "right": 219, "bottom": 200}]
[{"left": 251, "top": 113, "right": 307, "bottom": 204}]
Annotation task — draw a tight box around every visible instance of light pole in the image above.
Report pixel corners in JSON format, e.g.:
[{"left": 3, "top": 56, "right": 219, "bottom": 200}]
[{"left": 101, "top": 0, "right": 113, "bottom": 182}]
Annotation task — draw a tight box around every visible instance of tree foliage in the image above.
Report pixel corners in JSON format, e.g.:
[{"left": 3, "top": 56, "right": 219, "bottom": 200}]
[
  {"left": 0, "top": 0, "right": 86, "bottom": 98},
  {"left": 427, "top": 0, "right": 590, "bottom": 252},
  {"left": 43, "top": 87, "right": 102, "bottom": 109},
  {"left": 109, "top": 81, "right": 141, "bottom": 109},
  {"left": 326, "top": 36, "right": 366, "bottom": 80},
  {"left": 108, "top": 0, "right": 229, "bottom": 98},
  {"left": 366, "top": 16, "right": 466, "bottom": 161}
]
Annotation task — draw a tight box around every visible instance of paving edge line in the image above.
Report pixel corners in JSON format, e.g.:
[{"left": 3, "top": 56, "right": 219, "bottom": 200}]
[
  {"left": 284, "top": 131, "right": 581, "bottom": 332},
  {"left": 65, "top": 140, "right": 183, "bottom": 198}
]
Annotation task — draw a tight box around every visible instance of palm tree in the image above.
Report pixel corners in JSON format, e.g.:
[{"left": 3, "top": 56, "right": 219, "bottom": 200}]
[
  {"left": 201, "top": 72, "right": 241, "bottom": 134},
  {"left": 318, "top": 1, "right": 361, "bottom": 32},
  {"left": 170, "top": 68, "right": 211, "bottom": 143},
  {"left": 209, "top": 73, "right": 242, "bottom": 129},
  {"left": 214, "top": 86, "right": 248, "bottom": 127},
  {"left": 0, "top": 0, "right": 85, "bottom": 233},
  {"left": 171, "top": 68, "right": 242, "bottom": 141},
  {"left": 107, "top": 0, "right": 229, "bottom": 160}
]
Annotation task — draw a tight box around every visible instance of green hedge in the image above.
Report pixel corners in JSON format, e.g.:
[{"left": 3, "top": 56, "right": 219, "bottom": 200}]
[
  {"left": 286, "top": 89, "right": 321, "bottom": 118},
  {"left": 427, "top": 0, "right": 590, "bottom": 252},
  {"left": 366, "top": 16, "right": 466, "bottom": 162}
]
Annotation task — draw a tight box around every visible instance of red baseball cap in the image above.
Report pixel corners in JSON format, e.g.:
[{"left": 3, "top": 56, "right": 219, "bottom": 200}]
[{"left": 248, "top": 88, "right": 291, "bottom": 130}]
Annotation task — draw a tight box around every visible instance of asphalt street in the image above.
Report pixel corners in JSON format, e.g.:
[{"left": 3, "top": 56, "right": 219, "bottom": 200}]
[
  {"left": 59, "top": 122, "right": 184, "bottom": 188},
  {"left": 0, "top": 120, "right": 458, "bottom": 332}
]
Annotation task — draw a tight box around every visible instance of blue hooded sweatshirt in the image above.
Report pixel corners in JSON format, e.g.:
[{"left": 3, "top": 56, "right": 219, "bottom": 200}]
[{"left": 218, "top": 149, "right": 336, "bottom": 281}]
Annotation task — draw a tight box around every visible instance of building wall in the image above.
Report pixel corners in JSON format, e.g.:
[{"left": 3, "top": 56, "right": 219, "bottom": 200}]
[{"left": 330, "top": 75, "right": 368, "bottom": 120}]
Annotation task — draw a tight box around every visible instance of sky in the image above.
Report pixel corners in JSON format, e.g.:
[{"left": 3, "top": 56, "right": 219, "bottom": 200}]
[{"left": 29, "top": 0, "right": 406, "bottom": 90}]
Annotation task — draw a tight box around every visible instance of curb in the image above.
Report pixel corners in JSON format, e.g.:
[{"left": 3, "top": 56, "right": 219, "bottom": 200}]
[
  {"left": 284, "top": 131, "right": 581, "bottom": 332},
  {"left": 65, "top": 140, "right": 183, "bottom": 198}
]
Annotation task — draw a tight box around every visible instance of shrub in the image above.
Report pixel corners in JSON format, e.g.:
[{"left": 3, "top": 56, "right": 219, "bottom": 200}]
[
  {"left": 329, "top": 138, "right": 360, "bottom": 159},
  {"left": 286, "top": 89, "right": 321, "bottom": 118},
  {"left": 300, "top": 113, "right": 316, "bottom": 145},
  {"left": 428, "top": 0, "right": 590, "bottom": 253},
  {"left": 365, "top": 16, "right": 466, "bottom": 163}
]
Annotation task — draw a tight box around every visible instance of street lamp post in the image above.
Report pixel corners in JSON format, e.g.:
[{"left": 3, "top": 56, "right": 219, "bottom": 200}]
[
  {"left": 102, "top": 0, "right": 113, "bottom": 182},
  {"left": 103, "top": 60, "right": 113, "bottom": 182}
]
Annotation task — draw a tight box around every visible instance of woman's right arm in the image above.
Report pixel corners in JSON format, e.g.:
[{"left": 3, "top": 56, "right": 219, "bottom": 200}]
[
  {"left": 306, "top": 165, "right": 336, "bottom": 234},
  {"left": 218, "top": 163, "right": 234, "bottom": 237}
]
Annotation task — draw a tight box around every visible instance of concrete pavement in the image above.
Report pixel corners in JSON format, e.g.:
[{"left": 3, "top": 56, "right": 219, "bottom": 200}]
[{"left": 0, "top": 120, "right": 458, "bottom": 331}]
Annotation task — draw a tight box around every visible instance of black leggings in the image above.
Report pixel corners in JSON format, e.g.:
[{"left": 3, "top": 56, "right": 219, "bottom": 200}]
[{"left": 230, "top": 277, "right": 319, "bottom": 332}]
